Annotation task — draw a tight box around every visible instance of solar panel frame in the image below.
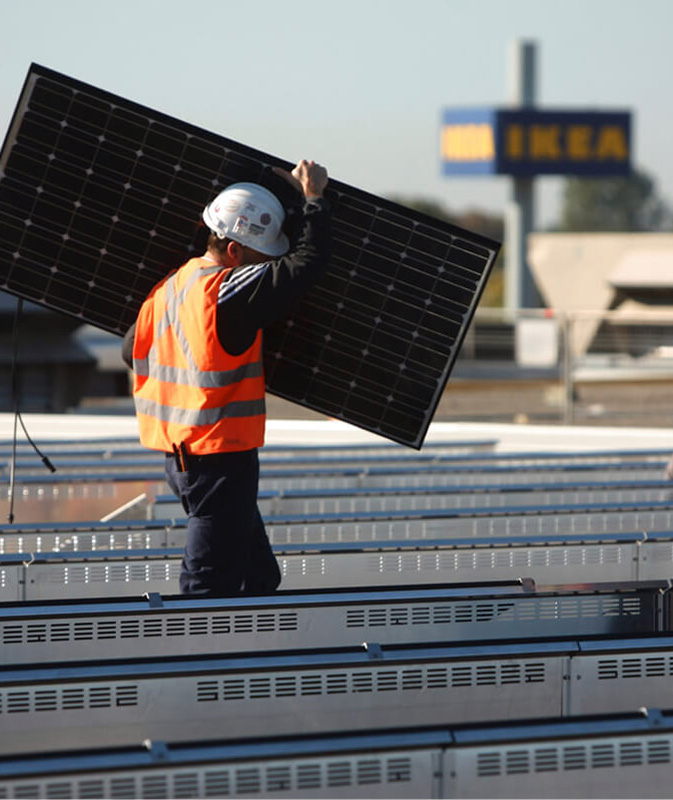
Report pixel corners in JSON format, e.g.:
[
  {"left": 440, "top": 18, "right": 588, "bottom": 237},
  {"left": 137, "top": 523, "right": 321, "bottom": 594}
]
[{"left": 0, "top": 64, "right": 500, "bottom": 448}]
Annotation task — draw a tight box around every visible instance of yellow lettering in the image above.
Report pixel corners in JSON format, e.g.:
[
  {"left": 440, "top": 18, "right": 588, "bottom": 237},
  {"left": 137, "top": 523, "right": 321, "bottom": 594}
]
[
  {"left": 444, "top": 116, "right": 629, "bottom": 168},
  {"left": 441, "top": 124, "right": 494, "bottom": 161},
  {"left": 505, "top": 124, "right": 525, "bottom": 159},
  {"left": 440, "top": 127, "right": 453, "bottom": 158},
  {"left": 567, "top": 125, "right": 593, "bottom": 160},
  {"left": 529, "top": 125, "right": 562, "bottom": 159},
  {"left": 596, "top": 125, "right": 628, "bottom": 160}
]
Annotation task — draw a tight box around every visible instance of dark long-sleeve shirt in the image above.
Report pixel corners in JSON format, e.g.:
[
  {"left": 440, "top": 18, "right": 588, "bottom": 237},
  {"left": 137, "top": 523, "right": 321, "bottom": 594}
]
[{"left": 122, "top": 196, "right": 331, "bottom": 367}]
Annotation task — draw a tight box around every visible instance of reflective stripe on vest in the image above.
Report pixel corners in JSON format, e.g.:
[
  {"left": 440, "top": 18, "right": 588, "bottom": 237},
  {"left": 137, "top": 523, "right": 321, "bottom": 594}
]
[
  {"left": 133, "top": 356, "right": 263, "bottom": 388},
  {"left": 134, "top": 397, "right": 266, "bottom": 427}
]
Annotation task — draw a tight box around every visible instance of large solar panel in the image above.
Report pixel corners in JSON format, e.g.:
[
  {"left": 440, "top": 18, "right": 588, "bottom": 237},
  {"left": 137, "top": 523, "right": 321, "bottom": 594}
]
[{"left": 0, "top": 64, "right": 500, "bottom": 448}]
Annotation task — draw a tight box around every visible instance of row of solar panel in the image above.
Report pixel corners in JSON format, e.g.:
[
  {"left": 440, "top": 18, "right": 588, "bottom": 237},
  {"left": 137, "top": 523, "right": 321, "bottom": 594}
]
[
  {"left": 0, "top": 632, "right": 672, "bottom": 758},
  {"left": 4, "top": 437, "right": 672, "bottom": 469},
  {"left": 2, "top": 437, "right": 673, "bottom": 797},
  {"left": 5, "top": 460, "right": 669, "bottom": 492},
  {"left": 0, "top": 709, "right": 670, "bottom": 798},
  {"left": 0, "top": 531, "right": 670, "bottom": 601},
  {"left": 0, "top": 581, "right": 665, "bottom": 665}
]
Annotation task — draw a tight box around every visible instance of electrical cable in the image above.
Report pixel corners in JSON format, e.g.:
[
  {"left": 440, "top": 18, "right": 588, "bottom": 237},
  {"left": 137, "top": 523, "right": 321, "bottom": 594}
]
[{"left": 7, "top": 298, "right": 56, "bottom": 524}]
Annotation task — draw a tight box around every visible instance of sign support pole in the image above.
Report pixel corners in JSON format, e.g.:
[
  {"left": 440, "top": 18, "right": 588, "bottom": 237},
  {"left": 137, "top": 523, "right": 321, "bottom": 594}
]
[{"left": 505, "top": 40, "right": 539, "bottom": 310}]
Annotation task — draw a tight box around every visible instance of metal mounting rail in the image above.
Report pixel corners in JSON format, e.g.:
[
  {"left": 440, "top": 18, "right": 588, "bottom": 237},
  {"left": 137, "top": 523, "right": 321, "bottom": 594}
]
[
  {"left": 262, "top": 479, "right": 673, "bottom": 516},
  {"left": 5, "top": 441, "right": 671, "bottom": 472},
  {"left": 3, "top": 461, "right": 668, "bottom": 491},
  {"left": 4, "top": 476, "right": 673, "bottom": 549},
  {"left": 6, "top": 498, "right": 673, "bottom": 556},
  {"left": 261, "top": 500, "right": 673, "bottom": 544},
  {"left": 1, "top": 580, "right": 666, "bottom": 666},
  {"left": 0, "top": 708, "right": 671, "bottom": 799},
  {"left": 2, "top": 442, "right": 668, "bottom": 467},
  {"left": 151, "top": 480, "right": 673, "bottom": 520},
  {"left": 2, "top": 447, "right": 668, "bottom": 477},
  {"left": 0, "top": 438, "right": 498, "bottom": 461},
  {"left": 257, "top": 475, "right": 673, "bottom": 498},
  {"left": 7, "top": 453, "right": 506, "bottom": 477},
  {"left": 1, "top": 635, "right": 673, "bottom": 757},
  {"left": 258, "top": 462, "right": 669, "bottom": 491},
  {"left": 3, "top": 530, "right": 673, "bottom": 600}
]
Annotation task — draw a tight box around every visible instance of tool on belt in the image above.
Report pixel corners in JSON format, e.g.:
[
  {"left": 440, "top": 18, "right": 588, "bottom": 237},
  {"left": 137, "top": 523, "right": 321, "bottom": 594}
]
[{"left": 172, "top": 442, "right": 189, "bottom": 472}]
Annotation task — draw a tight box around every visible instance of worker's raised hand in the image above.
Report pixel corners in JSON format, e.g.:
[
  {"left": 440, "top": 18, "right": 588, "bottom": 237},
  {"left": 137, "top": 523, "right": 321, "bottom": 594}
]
[{"left": 273, "top": 159, "right": 328, "bottom": 198}]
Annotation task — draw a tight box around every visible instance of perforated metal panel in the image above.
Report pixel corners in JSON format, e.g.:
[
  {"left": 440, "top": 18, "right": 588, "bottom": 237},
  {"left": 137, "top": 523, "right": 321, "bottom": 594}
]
[
  {"left": 640, "top": 536, "right": 673, "bottom": 581},
  {"left": 5, "top": 638, "right": 673, "bottom": 758},
  {"left": 568, "top": 646, "right": 673, "bottom": 717},
  {"left": 17, "top": 557, "right": 181, "bottom": 601},
  {"left": 0, "top": 749, "right": 434, "bottom": 799},
  {"left": 264, "top": 503, "right": 673, "bottom": 544},
  {"left": 4, "top": 463, "right": 667, "bottom": 497},
  {"left": 0, "top": 564, "right": 22, "bottom": 602},
  {"left": 258, "top": 463, "right": 669, "bottom": 492},
  {"left": 7, "top": 496, "right": 673, "bottom": 548},
  {"left": 159, "top": 484, "right": 673, "bottom": 520},
  {"left": 1, "top": 584, "right": 660, "bottom": 666},
  {"left": 451, "top": 732, "right": 673, "bottom": 798},
  {"left": 0, "top": 524, "right": 176, "bottom": 555},
  {"left": 0, "top": 64, "right": 499, "bottom": 448},
  {"left": 279, "top": 537, "right": 640, "bottom": 589},
  {"left": 1, "top": 712, "right": 671, "bottom": 799},
  {"left": 0, "top": 529, "right": 155, "bottom": 555},
  {"left": 0, "top": 533, "right": 651, "bottom": 601},
  {"left": 0, "top": 644, "right": 565, "bottom": 756}
]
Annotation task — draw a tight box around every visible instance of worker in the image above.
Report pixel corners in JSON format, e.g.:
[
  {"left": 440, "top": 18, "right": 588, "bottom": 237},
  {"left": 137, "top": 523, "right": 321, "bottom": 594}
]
[{"left": 121, "top": 159, "right": 331, "bottom": 596}]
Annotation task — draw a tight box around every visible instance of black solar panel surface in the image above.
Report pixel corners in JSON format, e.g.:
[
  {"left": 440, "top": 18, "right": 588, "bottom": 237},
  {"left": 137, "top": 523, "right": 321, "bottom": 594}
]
[{"left": 0, "top": 64, "right": 500, "bottom": 447}]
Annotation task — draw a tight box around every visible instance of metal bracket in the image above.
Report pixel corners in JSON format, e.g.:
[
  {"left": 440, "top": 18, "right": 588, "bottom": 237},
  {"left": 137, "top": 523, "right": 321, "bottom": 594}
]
[
  {"left": 362, "top": 642, "right": 383, "bottom": 660},
  {"left": 640, "top": 707, "right": 664, "bottom": 728},
  {"left": 144, "top": 592, "right": 163, "bottom": 608},
  {"left": 143, "top": 739, "right": 169, "bottom": 761}
]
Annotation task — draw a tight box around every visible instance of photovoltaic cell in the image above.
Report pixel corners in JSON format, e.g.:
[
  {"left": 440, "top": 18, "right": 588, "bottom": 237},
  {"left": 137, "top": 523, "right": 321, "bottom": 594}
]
[{"left": 0, "top": 64, "right": 500, "bottom": 448}]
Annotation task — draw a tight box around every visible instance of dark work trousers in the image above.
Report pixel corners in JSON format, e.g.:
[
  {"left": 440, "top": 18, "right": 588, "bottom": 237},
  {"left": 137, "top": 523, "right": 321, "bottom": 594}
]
[{"left": 164, "top": 448, "right": 281, "bottom": 597}]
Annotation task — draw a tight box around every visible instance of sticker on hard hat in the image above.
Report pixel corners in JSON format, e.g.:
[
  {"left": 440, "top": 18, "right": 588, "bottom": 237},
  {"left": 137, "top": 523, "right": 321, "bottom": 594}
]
[
  {"left": 232, "top": 215, "right": 249, "bottom": 235},
  {"left": 260, "top": 213, "right": 271, "bottom": 225},
  {"left": 223, "top": 198, "right": 240, "bottom": 212},
  {"left": 248, "top": 223, "right": 266, "bottom": 236}
]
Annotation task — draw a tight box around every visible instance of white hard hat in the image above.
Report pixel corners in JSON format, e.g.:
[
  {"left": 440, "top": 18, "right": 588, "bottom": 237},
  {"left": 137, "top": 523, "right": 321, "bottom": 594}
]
[{"left": 202, "top": 183, "right": 289, "bottom": 257}]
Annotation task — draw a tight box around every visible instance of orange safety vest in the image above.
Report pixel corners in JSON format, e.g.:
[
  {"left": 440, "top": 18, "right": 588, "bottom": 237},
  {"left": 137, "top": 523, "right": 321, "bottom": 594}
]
[{"left": 132, "top": 256, "right": 266, "bottom": 454}]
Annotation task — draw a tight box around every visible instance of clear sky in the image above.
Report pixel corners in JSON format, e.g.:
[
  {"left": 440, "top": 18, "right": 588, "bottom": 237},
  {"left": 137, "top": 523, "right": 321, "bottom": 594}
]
[{"left": 2, "top": 0, "right": 672, "bottom": 229}]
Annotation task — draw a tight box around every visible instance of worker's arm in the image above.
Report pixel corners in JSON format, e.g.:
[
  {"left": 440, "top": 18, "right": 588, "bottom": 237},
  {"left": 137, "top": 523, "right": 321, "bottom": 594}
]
[
  {"left": 216, "top": 160, "right": 331, "bottom": 355},
  {"left": 121, "top": 322, "right": 135, "bottom": 369}
]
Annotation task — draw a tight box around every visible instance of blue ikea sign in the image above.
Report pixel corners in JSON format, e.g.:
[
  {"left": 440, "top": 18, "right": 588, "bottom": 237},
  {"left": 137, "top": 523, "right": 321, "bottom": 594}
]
[{"left": 440, "top": 108, "right": 632, "bottom": 177}]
